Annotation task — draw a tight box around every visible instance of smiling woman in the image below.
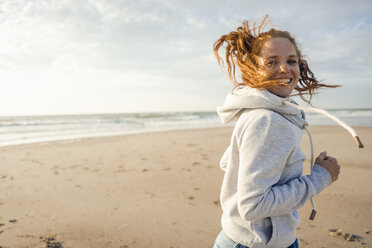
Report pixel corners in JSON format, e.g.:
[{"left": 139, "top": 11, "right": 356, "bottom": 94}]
[
  {"left": 212, "top": 15, "right": 342, "bottom": 248},
  {"left": 213, "top": 15, "right": 339, "bottom": 103}
]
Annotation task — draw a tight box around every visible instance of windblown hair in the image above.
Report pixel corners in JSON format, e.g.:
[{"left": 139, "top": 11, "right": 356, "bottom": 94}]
[{"left": 213, "top": 15, "right": 339, "bottom": 103}]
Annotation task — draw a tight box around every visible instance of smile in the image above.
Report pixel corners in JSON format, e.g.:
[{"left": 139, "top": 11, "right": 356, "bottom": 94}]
[{"left": 276, "top": 78, "right": 293, "bottom": 84}]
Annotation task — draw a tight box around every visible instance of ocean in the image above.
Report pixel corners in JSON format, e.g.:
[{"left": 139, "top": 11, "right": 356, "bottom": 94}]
[{"left": 0, "top": 109, "right": 371, "bottom": 147}]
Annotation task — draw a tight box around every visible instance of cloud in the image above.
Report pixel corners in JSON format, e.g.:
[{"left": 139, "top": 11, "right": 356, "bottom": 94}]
[
  {"left": 301, "top": 20, "right": 372, "bottom": 85},
  {"left": 0, "top": 0, "right": 371, "bottom": 115}
]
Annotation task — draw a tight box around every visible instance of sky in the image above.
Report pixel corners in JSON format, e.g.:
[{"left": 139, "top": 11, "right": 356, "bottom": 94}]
[{"left": 0, "top": 0, "right": 371, "bottom": 116}]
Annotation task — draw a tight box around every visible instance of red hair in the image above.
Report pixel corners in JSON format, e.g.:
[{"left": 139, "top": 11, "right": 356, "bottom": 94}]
[{"left": 213, "top": 15, "right": 340, "bottom": 103}]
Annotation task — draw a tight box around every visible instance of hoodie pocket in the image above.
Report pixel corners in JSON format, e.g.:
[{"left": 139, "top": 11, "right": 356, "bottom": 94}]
[
  {"left": 251, "top": 217, "right": 275, "bottom": 246},
  {"left": 265, "top": 216, "right": 277, "bottom": 246}
]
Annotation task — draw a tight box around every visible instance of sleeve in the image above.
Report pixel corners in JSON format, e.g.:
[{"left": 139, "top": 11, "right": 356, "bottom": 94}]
[
  {"left": 220, "top": 145, "right": 231, "bottom": 171},
  {"left": 236, "top": 113, "right": 331, "bottom": 221}
]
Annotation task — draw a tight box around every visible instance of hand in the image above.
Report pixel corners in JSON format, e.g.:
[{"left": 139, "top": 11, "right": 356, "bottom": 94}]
[{"left": 315, "top": 151, "right": 341, "bottom": 183}]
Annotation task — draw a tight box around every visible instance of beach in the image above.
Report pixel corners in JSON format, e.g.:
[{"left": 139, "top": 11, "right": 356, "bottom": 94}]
[{"left": 0, "top": 126, "right": 371, "bottom": 248}]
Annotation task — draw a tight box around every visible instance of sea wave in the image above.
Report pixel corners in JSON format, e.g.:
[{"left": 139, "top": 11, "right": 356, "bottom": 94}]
[{"left": 0, "top": 109, "right": 371, "bottom": 147}]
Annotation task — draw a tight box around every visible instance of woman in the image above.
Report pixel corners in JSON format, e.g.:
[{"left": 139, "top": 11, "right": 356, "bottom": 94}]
[{"left": 212, "top": 16, "right": 341, "bottom": 248}]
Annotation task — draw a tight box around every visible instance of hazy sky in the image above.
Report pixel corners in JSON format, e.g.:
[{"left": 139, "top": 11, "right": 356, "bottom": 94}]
[{"left": 0, "top": 0, "right": 371, "bottom": 116}]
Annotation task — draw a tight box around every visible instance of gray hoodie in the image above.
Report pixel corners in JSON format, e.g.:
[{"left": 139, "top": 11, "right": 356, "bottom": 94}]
[{"left": 217, "top": 86, "right": 331, "bottom": 248}]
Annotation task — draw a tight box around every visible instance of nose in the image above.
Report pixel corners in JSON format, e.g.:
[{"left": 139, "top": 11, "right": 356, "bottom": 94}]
[{"left": 279, "top": 63, "right": 289, "bottom": 73}]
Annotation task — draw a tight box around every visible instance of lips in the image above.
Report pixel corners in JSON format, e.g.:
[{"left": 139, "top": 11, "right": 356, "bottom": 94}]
[{"left": 276, "top": 78, "right": 293, "bottom": 84}]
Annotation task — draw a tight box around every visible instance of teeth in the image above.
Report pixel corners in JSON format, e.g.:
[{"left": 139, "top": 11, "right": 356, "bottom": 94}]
[{"left": 278, "top": 79, "right": 291, "bottom": 84}]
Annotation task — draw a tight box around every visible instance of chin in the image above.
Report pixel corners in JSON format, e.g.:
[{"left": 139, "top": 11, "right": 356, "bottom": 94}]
[
  {"left": 279, "top": 92, "right": 292, "bottom": 98},
  {"left": 268, "top": 89, "right": 293, "bottom": 98}
]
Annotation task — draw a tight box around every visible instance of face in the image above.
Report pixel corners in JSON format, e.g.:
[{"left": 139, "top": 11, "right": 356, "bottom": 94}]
[{"left": 258, "top": 37, "right": 300, "bottom": 98}]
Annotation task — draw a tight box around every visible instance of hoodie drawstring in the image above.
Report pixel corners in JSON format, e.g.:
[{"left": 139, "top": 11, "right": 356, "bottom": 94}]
[
  {"left": 303, "top": 125, "right": 317, "bottom": 220},
  {"left": 283, "top": 100, "right": 364, "bottom": 220},
  {"left": 283, "top": 101, "right": 364, "bottom": 148}
]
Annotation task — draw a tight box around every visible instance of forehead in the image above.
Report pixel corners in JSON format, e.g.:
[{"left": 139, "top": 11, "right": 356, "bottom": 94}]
[{"left": 260, "top": 37, "right": 297, "bottom": 57}]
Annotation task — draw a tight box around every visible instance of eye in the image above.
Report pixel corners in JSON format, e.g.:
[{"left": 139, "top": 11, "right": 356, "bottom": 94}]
[
  {"left": 266, "top": 60, "right": 278, "bottom": 67},
  {"left": 287, "top": 59, "right": 298, "bottom": 65}
]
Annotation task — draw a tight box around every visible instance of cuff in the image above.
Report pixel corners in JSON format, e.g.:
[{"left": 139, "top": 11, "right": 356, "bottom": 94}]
[{"left": 308, "top": 164, "right": 332, "bottom": 195}]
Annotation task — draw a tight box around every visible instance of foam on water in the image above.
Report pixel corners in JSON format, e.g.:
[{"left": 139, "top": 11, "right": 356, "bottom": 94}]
[{"left": 0, "top": 109, "right": 371, "bottom": 147}]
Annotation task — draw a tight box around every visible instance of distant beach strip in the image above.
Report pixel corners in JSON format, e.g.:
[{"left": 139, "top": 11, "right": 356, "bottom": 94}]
[{"left": 0, "top": 109, "right": 371, "bottom": 147}]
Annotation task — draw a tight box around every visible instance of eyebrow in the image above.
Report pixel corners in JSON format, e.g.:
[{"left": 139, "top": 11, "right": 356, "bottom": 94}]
[{"left": 266, "top": 55, "right": 298, "bottom": 59}]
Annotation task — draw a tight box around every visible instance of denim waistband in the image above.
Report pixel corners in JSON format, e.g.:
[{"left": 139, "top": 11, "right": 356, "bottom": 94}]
[{"left": 213, "top": 230, "right": 299, "bottom": 248}]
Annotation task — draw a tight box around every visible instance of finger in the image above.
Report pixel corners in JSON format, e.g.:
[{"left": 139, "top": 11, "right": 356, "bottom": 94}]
[
  {"left": 317, "top": 151, "right": 327, "bottom": 160},
  {"left": 327, "top": 157, "right": 334, "bottom": 162}
]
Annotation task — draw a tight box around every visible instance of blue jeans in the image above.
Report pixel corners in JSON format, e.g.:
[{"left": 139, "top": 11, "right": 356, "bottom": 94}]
[{"left": 212, "top": 231, "right": 299, "bottom": 248}]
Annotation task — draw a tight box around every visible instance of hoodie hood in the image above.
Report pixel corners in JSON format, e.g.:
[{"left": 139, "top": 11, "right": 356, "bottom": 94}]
[{"left": 217, "top": 86, "right": 307, "bottom": 129}]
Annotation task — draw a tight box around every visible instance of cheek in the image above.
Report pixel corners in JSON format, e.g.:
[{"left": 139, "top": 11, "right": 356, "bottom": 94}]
[
  {"left": 290, "top": 67, "right": 300, "bottom": 81},
  {"left": 293, "top": 66, "right": 300, "bottom": 77}
]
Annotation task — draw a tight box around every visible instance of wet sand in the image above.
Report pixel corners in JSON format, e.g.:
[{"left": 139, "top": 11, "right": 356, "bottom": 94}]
[{"left": 0, "top": 126, "right": 371, "bottom": 247}]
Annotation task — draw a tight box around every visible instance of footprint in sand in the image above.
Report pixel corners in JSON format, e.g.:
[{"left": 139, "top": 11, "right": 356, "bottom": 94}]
[
  {"left": 69, "top": 164, "right": 81, "bottom": 169},
  {"left": 202, "top": 154, "right": 209, "bottom": 160},
  {"left": 329, "top": 229, "right": 364, "bottom": 244},
  {"left": 298, "top": 239, "right": 308, "bottom": 246},
  {"left": 187, "top": 143, "right": 197, "bottom": 147},
  {"left": 31, "top": 160, "right": 44, "bottom": 165},
  {"left": 40, "top": 236, "right": 63, "bottom": 248},
  {"left": 192, "top": 162, "right": 200, "bottom": 166}
]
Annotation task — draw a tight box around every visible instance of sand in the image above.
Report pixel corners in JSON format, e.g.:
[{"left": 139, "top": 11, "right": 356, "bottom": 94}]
[{"left": 0, "top": 126, "right": 371, "bottom": 248}]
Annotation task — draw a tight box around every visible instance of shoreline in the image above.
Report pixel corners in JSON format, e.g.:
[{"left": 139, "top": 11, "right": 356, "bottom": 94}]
[
  {"left": 0, "top": 125, "right": 231, "bottom": 149},
  {"left": 0, "top": 126, "right": 371, "bottom": 247},
  {"left": 0, "top": 124, "right": 368, "bottom": 150}
]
